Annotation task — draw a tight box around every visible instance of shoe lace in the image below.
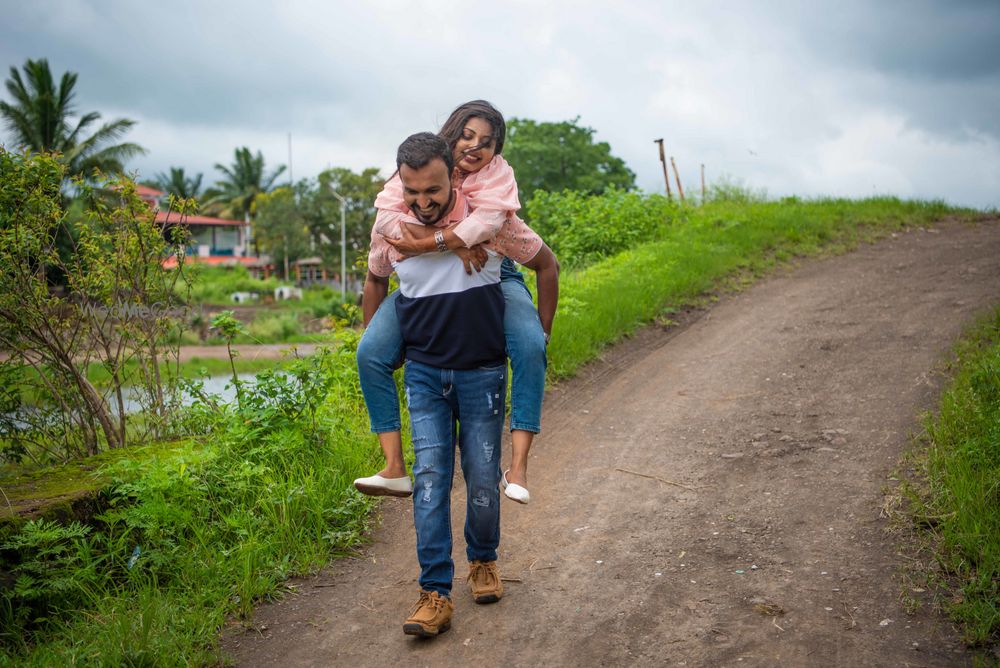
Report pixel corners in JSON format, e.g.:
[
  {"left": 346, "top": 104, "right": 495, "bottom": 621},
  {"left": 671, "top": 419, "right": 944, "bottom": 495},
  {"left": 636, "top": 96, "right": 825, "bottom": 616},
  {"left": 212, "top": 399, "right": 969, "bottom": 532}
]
[
  {"left": 412, "top": 591, "right": 446, "bottom": 615},
  {"left": 468, "top": 561, "right": 499, "bottom": 589}
]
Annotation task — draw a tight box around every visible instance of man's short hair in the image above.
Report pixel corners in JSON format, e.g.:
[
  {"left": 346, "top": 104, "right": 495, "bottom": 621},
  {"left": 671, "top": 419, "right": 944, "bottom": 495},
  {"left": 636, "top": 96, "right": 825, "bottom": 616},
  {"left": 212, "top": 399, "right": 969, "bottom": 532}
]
[{"left": 396, "top": 132, "right": 454, "bottom": 173}]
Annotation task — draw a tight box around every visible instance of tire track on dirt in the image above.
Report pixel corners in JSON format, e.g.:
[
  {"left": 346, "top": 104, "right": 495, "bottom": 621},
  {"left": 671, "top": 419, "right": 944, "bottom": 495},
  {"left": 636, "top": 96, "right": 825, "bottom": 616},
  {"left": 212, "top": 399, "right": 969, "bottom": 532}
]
[{"left": 223, "top": 220, "right": 999, "bottom": 667}]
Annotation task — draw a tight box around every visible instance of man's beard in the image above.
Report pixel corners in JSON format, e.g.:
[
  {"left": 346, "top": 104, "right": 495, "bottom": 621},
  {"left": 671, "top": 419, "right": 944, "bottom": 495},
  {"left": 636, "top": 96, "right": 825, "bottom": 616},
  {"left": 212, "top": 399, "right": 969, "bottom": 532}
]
[{"left": 412, "top": 189, "right": 454, "bottom": 225}]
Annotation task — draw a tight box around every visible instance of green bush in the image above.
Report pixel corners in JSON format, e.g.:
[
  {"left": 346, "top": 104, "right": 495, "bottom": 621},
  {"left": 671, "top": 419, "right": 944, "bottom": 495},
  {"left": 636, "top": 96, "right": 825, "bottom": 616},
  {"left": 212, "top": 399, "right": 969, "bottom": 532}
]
[
  {"left": 245, "top": 312, "right": 303, "bottom": 343},
  {"left": 525, "top": 187, "right": 679, "bottom": 267},
  {"left": 185, "top": 265, "right": 280, "bottom": 304}
]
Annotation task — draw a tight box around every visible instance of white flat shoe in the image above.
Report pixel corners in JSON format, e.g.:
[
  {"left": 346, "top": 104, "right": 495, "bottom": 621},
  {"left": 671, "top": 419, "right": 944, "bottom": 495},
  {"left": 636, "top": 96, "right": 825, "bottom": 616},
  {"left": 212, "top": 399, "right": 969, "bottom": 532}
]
[
  {"left": 354, "top": 473, "right": 413, "bottom": 498},
  {"left": 500, "top": 469, "right": 530, "bottom": 505}
]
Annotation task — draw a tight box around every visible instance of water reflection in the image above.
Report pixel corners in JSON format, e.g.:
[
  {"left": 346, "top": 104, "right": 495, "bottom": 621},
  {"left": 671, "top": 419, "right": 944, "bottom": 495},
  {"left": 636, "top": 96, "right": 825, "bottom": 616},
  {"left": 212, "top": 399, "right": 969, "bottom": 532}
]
[
  {"left": 119, "top": 373, "right": 259, "bottom": 414},
  {"left": 4, "top": 374, "right": 260, "bottom": 431}
]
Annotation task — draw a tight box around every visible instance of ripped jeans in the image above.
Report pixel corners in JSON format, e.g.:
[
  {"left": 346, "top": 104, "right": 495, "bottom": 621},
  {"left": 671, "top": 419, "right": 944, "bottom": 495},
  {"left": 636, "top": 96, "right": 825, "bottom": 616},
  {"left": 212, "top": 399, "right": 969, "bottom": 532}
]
[{"left": 404, "top": 359, "right": 506, "bottom": 597}]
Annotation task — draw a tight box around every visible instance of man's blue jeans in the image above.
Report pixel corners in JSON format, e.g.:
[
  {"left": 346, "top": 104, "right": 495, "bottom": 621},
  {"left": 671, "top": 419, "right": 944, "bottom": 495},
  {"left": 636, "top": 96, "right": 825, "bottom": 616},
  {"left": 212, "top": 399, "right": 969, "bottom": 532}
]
[
  {"left": 404, "top": 359, "right": 506, "bottom": 597},
  {"left": 357, "top": 260, "right": 546, "bottom": 434}
]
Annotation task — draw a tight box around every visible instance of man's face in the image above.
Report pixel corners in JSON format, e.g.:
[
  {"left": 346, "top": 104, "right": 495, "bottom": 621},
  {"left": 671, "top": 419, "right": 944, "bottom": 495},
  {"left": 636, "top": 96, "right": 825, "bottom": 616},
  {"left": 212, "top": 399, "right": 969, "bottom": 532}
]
[{"left": 400, "top": 158, "right": 453, "bottom": 225}]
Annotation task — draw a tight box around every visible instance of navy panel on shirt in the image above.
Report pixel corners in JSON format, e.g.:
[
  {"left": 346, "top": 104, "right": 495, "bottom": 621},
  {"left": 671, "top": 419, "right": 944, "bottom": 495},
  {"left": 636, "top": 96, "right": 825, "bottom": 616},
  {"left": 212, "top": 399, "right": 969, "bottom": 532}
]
[{"left": 394, "top": 251, "right": 506, "bottom": 369}]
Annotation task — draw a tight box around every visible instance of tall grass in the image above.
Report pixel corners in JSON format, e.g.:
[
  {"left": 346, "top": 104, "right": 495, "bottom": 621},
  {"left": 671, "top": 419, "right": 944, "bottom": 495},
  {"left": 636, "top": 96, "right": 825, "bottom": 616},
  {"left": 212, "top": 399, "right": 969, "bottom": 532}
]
[{"left": 909, "top": 307, "right": 1000, "bottom": 645}]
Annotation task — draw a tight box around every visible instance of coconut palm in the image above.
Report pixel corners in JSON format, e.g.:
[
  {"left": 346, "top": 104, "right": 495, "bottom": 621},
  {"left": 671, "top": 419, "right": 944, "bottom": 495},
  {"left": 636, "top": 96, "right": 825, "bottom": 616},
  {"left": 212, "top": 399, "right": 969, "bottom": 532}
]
[
  {"left": 155, "top": 166, "right": 203, "bottom": 199},
  {"left": 208, "top": 146, "right": 286, "bottom": 221},
  {"left": 0, "top": 58, "right": 146, "bottom": 180}
]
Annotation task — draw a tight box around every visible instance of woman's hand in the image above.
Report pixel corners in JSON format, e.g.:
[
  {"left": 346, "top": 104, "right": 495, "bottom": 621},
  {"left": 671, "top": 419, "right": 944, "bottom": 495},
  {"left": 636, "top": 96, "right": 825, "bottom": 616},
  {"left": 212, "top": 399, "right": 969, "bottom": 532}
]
[{"left": 454, "top": 245, "right": 488, "bottom": 274}]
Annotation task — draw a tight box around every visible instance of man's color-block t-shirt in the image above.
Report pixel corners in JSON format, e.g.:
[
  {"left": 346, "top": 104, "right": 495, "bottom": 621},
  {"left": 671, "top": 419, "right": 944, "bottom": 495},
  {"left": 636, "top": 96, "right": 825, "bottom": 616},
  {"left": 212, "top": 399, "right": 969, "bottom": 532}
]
[{"left": 393, "top": 250, "right": 505, "bottom": 369}]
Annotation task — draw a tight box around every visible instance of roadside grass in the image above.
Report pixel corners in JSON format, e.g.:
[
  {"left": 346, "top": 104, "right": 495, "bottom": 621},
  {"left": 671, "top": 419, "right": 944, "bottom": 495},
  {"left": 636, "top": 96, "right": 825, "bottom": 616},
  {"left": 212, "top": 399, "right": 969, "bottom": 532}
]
[
  {"left": 2, "top": 340, "right": 397, "bottom": 665},
  {"left": 902, "top": 306, "right": 1000, "bottom": 646},
  {"left": 545, "top": 196, "right": 974, "bottom": 378},
  {"left": 0, "top": 194, "right": 988, "bottom": 664}
]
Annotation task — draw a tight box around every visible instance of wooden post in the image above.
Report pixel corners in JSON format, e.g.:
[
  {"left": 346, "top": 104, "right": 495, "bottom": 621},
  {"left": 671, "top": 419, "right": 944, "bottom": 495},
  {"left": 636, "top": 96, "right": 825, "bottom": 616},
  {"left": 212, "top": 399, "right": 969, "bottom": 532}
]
[
  {"left": 701, "top": 163, "right": 706, "bottom": 202},
  {"left": 670, "top": 156, "right": 685, "bottom": 202},
  {"left": 654, "top": 139, "right": 672, "bottom": 199}
]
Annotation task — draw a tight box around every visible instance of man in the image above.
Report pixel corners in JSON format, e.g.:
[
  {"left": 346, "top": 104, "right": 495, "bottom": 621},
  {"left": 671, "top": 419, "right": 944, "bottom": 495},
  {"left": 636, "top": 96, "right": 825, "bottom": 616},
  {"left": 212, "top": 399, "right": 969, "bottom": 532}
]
[{"left": 360, "top": 133, "right": 558, "bottom": 637}]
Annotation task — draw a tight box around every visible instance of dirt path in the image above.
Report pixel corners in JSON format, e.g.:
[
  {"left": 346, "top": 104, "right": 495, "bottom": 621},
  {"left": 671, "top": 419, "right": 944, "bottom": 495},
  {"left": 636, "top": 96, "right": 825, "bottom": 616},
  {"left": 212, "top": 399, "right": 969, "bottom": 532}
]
[
  {"left": 223, "top": 220, "right": 1000, "bottom": 667},
  {"left": 178, "top": 343, "right": 319, "bottom": 362}
]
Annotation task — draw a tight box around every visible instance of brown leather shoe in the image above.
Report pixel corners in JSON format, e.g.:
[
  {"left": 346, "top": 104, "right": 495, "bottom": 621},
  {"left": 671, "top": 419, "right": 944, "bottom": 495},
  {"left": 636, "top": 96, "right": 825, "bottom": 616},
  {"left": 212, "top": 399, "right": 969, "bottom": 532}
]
[
  {"left": 467, "top": 560, "right": 503, "bottom": 604},
  {"left": 403, "top": 590, "right": 453, "bottom": 637}
]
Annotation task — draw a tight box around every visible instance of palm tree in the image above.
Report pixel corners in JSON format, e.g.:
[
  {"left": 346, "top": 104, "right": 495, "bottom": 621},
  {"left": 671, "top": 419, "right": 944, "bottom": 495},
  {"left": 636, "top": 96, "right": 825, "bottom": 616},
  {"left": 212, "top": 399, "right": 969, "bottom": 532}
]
[
  {"left": 155, "top": 166, "right": 203, "bottom": 199},
  {"left": 208, "top": 146, "right": 286, "bottom": 221},
  {"left": 0, "top": 58, "right": 145, "bottom": 180}
]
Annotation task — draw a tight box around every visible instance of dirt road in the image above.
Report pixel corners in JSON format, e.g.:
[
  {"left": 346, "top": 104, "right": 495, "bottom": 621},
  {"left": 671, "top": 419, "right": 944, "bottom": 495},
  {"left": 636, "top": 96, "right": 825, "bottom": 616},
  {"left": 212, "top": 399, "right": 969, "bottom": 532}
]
[
  {"left": 177, "top": 343, "right": 319, "bottom": 362},
  {"left": 223, "top": 220, "right": 999, "bottom": 667}
]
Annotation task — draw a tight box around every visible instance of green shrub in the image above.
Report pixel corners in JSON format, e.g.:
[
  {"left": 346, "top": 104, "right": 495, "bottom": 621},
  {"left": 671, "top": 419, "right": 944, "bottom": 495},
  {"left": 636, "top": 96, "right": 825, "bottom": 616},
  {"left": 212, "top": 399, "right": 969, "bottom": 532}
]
[
  {"left": 525, "top": 187, "right": 680, "bottom": 267},
  {"left": 185, "top": 265, "right": 280, "bottom": 304},
  {"left": 245, "top": 312, "right": 303, "bottom": 343}
]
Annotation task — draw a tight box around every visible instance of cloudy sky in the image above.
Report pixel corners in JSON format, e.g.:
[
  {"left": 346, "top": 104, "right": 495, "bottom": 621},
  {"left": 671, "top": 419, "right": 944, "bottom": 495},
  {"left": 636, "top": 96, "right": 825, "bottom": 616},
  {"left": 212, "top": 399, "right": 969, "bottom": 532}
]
[{"left": 2, "top": 0, "right": 998, "bottom": 208}]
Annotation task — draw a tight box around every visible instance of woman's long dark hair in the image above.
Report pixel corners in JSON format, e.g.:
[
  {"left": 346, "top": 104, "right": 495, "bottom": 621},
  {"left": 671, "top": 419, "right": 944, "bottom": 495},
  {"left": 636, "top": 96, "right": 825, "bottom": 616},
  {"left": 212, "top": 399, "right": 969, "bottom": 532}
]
[{"left": 438, "top": 100, "right": 506, "bottom": 157}]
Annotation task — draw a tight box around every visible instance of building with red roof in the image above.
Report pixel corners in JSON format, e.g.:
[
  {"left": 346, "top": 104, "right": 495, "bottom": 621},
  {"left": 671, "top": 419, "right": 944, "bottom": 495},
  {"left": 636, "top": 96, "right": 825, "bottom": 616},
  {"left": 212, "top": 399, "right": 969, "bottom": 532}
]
[{"left": 141, "top": 186, "right": 273, "bottom": 278}]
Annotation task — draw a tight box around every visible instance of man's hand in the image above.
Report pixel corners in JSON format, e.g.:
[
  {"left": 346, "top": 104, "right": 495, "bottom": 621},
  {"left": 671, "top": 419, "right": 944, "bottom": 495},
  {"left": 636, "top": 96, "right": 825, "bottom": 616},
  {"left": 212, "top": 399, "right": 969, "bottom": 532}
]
[
  {"left": 384, "top": 221, "right": 434, "bottom": 257},
  {"left": 454, "top": 244, "right": 489, "bottom": 274}
]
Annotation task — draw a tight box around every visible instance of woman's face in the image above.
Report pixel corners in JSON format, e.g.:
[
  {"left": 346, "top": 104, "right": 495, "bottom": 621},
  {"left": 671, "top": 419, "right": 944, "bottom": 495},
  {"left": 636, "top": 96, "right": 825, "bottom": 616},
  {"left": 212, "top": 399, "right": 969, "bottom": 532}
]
[{"left": 454, "top": 116, "right": 496, "bottom": 173}]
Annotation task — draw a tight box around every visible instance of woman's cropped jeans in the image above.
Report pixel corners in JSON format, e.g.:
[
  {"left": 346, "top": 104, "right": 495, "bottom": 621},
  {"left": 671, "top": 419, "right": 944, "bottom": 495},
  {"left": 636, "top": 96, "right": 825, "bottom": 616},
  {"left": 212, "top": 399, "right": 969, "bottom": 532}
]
[{"left": 357, "top": 260, "right": 546, "bottom": 434}]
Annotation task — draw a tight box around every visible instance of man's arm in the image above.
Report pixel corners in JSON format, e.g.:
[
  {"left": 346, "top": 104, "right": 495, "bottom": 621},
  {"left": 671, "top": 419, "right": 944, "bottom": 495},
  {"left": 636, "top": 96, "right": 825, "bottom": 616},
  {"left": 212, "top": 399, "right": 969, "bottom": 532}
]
[
  {"left": 520, "top": 243, "right": 560, "bottom": 338},
  {"left": 362, "top": 270, "right": 390, "bottom": 327}
]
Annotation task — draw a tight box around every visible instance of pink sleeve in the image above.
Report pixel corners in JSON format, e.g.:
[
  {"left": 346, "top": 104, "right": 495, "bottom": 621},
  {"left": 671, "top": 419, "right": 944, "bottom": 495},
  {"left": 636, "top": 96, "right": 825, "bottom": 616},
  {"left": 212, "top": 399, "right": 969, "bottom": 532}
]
[
  {"left": 452, "top": 156, "right": 522, "bottom": 247},
  {"left": 367, "top": 210, "right": 406, "bottom": 278},
  {"left": 461, "top": 155, "right": 521, "bottom": 211},
  {"left": 451, "top": 209, "right": 507, "bottom": 247},
  {"left": 490, "top": 213, "right": 543, "bottom": 265},
  {"left": 373, "top": 173, "right": 410, "bottom": 213}
]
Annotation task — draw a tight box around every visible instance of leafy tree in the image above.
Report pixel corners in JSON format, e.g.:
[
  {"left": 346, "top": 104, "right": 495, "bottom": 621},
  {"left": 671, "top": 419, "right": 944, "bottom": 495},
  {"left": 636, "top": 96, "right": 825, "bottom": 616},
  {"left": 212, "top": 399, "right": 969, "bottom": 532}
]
[
  {"left": 254, "top": 186, "right": 312, "bottom": 279},
  {"left": 229, "top": 163, "right": 383, "bottom": 281},
  {"left": 504, "top": 117, "right": 635, "bottom": 205},
  {"left": 205, "top": 146, "right": 285, "bottom": 222},
  {"left": 155, "top": 166, "right": 203, "bottom": 199},
  {"left": 0, "top": 149, "right": 194, "bottom": 461},
  {"left": 287, "top": 167, "right": 384, "bottom": 279},
  {"left": 0, "top": 58, "right": 145, "bottom": 181}
]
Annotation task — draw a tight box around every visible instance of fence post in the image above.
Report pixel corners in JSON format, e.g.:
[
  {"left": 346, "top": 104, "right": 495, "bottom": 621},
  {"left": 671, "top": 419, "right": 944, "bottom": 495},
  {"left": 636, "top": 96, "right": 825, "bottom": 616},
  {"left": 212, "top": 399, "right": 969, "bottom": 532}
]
[
  {"left": 654, "top": 139, "right": 672, "bottom": 199},
  {"left": 670, "top": 156, "right": 685, "bottom": 202}
]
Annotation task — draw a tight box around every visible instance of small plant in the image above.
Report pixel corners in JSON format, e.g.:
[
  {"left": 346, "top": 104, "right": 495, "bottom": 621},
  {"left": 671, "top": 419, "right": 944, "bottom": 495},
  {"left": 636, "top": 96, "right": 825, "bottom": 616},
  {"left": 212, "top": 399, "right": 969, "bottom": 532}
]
[
  {"left": 210, "top": 310, "right": 246, "bottom": 410},
  {"left": 1, "top": 519, "right": 103, "bottom": 632}
]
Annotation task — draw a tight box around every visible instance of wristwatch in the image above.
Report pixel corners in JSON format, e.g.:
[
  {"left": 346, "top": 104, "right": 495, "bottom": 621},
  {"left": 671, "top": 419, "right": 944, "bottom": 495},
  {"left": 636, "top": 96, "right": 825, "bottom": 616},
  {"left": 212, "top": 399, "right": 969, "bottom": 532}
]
[
  {"left": 544, "top": 331, "right": 551, "bottom": 345},
  {"left": 434, "top": 230, "right": 447, "bottom": 252}
]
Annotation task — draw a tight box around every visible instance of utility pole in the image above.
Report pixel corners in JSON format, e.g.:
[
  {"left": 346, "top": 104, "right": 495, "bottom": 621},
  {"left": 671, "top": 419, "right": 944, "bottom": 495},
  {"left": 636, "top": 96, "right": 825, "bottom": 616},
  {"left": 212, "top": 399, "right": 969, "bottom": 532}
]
[
  {"left": 701, "top": 163, "right": 706, "bottom": 202},
  {"left": 332, "top": 191, "right": 347, "bottom": 303},
  {"left": 653, "top": 139, "right": 672, "bottom": 199}
]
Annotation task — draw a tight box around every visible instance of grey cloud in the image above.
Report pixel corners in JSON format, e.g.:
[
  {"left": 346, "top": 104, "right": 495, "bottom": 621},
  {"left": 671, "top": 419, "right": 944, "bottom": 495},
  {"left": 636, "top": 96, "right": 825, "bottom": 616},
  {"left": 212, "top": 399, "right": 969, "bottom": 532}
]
[{"left": 789, "top": 0, "right": 1000, "bottom": 81}]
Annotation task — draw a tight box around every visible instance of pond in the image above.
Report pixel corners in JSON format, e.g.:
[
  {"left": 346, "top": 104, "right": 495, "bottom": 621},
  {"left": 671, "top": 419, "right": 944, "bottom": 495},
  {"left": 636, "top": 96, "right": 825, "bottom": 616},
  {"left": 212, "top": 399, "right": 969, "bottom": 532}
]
[{"left": 3, "top": 373, "right": 260, "bottom": 431}]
